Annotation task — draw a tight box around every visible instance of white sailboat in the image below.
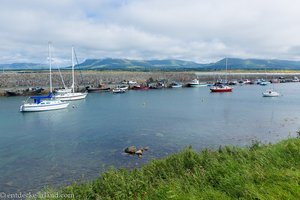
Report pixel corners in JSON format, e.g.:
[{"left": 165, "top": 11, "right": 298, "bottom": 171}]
[
  {"left": 54, "top": 47, "right": 87, "bottom": 101},
  {"left": 20, "top": 43, "right": 69, "bottom": 112}
]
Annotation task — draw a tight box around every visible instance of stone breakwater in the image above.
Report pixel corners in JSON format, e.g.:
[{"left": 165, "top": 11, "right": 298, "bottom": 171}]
[
  {"left": 0, "top": 70, "right": 299, "bottom": 96},
  {"left": 0, "top": 71, "right": 197, "bottom": 88}
]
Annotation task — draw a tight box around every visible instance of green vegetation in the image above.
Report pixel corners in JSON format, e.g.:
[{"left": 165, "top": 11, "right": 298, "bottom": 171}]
[{"left": 33, "top": 138, "right": 300, "bottom": 199}]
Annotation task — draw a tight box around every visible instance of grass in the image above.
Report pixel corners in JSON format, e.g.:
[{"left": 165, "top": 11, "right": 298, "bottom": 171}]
[{"left": 32, "top": 138, "right": 300, "bottom": 200}]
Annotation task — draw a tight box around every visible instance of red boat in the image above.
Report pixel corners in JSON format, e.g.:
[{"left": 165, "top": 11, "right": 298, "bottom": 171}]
[{"left": 210, "top": 85, "right": 232, "bottom": 92}]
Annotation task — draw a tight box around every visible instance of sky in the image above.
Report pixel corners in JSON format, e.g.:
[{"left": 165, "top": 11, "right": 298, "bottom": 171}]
[{"left": 1, "top": 0, "right": 300, "bottom": 65}]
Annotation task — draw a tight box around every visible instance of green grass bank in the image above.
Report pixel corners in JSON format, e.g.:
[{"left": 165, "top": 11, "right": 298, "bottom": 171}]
[{"left": 33, "top": 138, "right": 300, "bottom": 200}]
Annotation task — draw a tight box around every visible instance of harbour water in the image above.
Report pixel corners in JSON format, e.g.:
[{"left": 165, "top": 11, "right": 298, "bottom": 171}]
[{"left": 1, "top": 83, "right": 300, "bottom": 193}]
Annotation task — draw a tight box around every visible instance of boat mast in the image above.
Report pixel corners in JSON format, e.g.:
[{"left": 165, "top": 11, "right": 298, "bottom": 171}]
[
  {"left": 48, "top": 42, "right": 52, "bottom": 94},
  {"left": 71, "top": 46, "right": 75, "bottom": 93},
  {"left": 225, "top": 58, "right": 228, "bottom": 83}
]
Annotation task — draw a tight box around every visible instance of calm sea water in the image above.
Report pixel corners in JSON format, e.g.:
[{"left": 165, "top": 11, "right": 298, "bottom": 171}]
[{"left": 1, "top": 83, "right": 300, "bottom": 193}]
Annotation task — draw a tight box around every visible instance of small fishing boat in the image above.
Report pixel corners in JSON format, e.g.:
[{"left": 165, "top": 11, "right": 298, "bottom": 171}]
[
  {"left": 6, "top": 87, "right": 44, "bottom": 96},
  {"left": 170, "top": 82, "right": 183, "bottom": 88},
  {"left": 112, "top": 88, "right": 126, "bottom": 93},
  {"left": 262, "top": 89, "right": 280, "bottom": 97},
  {"left": 86, "top": 85, "right": 110, "bottom": 92},
  {"left": 119, "top": 85, "right": 129, "bottom": 90},
  {"left": 228, "top": 80, "right": 238, "bottom": 85},
  {"left": 292, "top": 76, "right": 299, "bottom": 82},
  {"left": 188, "top": 79, "right": 199, "bottom": 87},
  {"left": 188, "top": 79, "right": 207, "bottom": 87},
  {"left": 259, "top": 81, "right": 270, "bottom": 86},
  {"left": 6, "top": 89, "right": 24, "bottom": 96},
  {"left": 210, "top": 84, "right": 232, "bottom": 92}
]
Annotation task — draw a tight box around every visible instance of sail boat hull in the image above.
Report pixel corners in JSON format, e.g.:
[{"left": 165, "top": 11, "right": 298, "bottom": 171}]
[
  {"left": 20, "top": 100, "right": 69, "bottom": 112},
  {"left": 20, "top": 42, "right": 69, "bottom": 112},
  {"left": 210, "top": 58, "right": 233, "bottom": 93},
  {"left": 54, "top": 92, "right": 87, "bottom": 101},
  {"left": 53, "top": 47, "right": 87, "bottom": 101}
]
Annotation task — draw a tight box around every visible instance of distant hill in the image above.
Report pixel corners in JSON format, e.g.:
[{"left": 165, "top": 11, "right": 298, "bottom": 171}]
[
  {"left": 75, "top": 58, "right": 300, "bottom": 71},
  {"left": 208, "top": 58, "right": 300, "bottom": 70},
  {"left": 0, "top": 63, "right": 47, "bottom": 70},
  {"left": 74, "top": 58, "right": 203, "bottom": 71},
  {"left": 2, "top": 58, "right": 300, "bottom": 71}
]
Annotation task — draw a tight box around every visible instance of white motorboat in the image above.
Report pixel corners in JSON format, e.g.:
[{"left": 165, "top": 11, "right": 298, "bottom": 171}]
[
  {"left": 112, "top": 88, "right": 126, "bottom": 93},
  {"left": 20, "top": 43, "right": 69, "bottom": 112},
  {"left": 188, "top": 79, "right": 208, "bottom": 87},
  {"left": 260, "top": 81, "right": 270, "bottom": 86},
  {"left": 171, "top": 82, "right": 183, "bottom": 88},
  {"left": 262, "top": 89, "right": 280, "bottom": 97},
  {"left": 54, "top": 47, "right": 88, "bottom": 101}
]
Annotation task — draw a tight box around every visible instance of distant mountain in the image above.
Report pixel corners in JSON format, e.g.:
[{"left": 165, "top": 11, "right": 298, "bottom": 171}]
[
  {"left": 74, "top": 58, "right": 203, "bottom": 70},
  {"left": 0, "top": 63, "right": 47, "bottom": 70},
  {"left": 208, "top": 58, "right": 300, "bottom": 70},
  {"left": 75, "top": 58, "right": 300, "bottom": 71},
  {"left": 2, "top": 58, "right": 300, "bottom": 71}
]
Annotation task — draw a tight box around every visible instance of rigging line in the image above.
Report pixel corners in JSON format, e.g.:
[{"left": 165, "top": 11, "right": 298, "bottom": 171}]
[
  {"left": 73, "top": 48, "right": 84, "bottom": 84},
  {"left": 57, "top": 65, "right": 67, "bottom": 88}
]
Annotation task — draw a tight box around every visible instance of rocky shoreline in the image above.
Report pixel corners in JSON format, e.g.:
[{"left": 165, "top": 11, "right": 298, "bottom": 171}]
[{"left": 1, "top": 70, "right": 299, "bottom": 96}]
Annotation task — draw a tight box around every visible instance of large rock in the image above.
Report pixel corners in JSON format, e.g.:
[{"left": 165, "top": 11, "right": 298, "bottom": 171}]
[{"left": 124, "top": 146, "right": 136, "bottom": 154}]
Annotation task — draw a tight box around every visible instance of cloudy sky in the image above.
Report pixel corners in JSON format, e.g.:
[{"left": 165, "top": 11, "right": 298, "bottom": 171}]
[{"left": 1, "top": 0, "right": 300, "bottom": 65}]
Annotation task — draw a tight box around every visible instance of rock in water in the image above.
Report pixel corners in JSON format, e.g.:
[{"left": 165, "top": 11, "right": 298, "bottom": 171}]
[
  {"left": 136, "top": 149, "right": 143, "bottom": 158},
  {"left": 124, "top": 146, "right": 136, "bottom": 154},
  {"left": 135, "top": 149, "right": 143, "bottom": 155},
  {"left": 143, "top": 146, "right": 149, "bottom": 151}
]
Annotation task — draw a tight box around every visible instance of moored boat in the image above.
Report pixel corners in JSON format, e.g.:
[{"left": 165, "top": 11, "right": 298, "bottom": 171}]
[
  {"left": 132, "top": 85, "right": 150, "bottom": 90},
  {"left": 170, "top": 82, "right": 183, "bottom": 88},
  {"left": 20, "top": 94, "right": 69, "bottom": 112},
  {"left": 259, "top": 81, "right": 270, "bottom": 86},
  {"left": 210, "top": 58, "right": 233, "bottom": 93},
  {"left": 54, "top": 47, "right": 88, "bottom": 101},
  {"left": 210, "top": 85, "right": 232, "bottom": 92},
  {"left": 20, "top": 42, "right": 69, "bottom": 112},
  {"left": 86, "top": 85, "right": 111, "bottom": 92},
  {"left": 112, "top": 88, "right": 126, "bottom": 93},
  {"left": 188, "top": 79, "right": 199, "bottom": 87},
  {"left": 262, "top": 89, "right": 280, "bottom": 97},
  {"left": 188, "top": 79, "right": 207, "bottom": 87}
]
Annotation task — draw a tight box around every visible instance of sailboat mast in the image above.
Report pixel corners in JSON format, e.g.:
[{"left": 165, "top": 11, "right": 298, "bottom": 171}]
[
  {"left": 72, "top": 46, "right": 75, "bottom": 93},
  {"left": 225, "top": 58, "right": 228, "bottom": 83},
  {"left": 48, "top": 42, "right": 52, "bottom": 93}
]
